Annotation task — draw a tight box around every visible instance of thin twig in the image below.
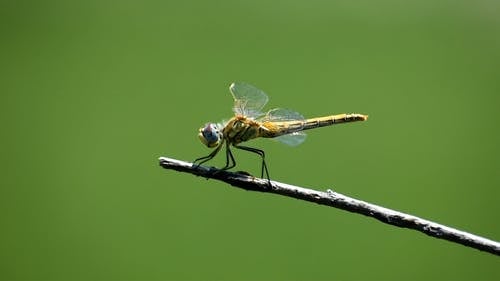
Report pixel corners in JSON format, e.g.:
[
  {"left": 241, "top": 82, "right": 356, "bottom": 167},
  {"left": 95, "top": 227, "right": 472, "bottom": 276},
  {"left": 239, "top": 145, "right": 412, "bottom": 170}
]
[{"left": 158, "top": 156, "right": 500, "bottom": 256}]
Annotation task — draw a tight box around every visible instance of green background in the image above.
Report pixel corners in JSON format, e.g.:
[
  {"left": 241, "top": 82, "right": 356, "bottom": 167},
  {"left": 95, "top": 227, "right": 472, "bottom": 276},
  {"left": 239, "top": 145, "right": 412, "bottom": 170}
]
[{"left": 1, "top": 0, "right": 499, "bottom": 280}]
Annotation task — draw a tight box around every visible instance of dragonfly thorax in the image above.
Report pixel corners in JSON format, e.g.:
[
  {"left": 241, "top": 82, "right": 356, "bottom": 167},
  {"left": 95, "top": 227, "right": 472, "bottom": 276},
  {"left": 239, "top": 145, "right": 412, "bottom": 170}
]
[
  {"left": 198, "top": 123, "right": 223, "bottom": 148},
  {"left": 222, "top": 116, "right": 263, "bottom": 145}
]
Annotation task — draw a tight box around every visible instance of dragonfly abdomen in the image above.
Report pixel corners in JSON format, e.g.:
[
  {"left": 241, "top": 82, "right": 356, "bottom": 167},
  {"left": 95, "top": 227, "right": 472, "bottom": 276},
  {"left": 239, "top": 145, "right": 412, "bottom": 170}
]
[
  {"left": 303, "top": 113, "right": 368, "bottom": 130},
  {"left": 260, "top": 113, "right": 368, "bottom": 138}
]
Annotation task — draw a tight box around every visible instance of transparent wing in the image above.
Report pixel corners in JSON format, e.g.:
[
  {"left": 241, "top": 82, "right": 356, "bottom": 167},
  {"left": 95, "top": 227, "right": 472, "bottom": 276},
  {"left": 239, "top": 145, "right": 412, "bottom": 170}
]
[
  {"left": 230, "top": 82, "right": 269, "bottom": 119},
  {"left": 263, "top": 108, "right": 307, "bottom": 146},
  {"left": 275, "top": 131, "right": 307, "bottom": 146}
]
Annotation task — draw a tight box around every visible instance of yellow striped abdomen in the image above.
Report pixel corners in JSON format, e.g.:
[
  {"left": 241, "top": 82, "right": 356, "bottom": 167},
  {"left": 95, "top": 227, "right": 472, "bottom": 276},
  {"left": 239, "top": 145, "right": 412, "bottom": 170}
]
[{"left": 260, "top": 113, "right": 368, "bottom": 138}]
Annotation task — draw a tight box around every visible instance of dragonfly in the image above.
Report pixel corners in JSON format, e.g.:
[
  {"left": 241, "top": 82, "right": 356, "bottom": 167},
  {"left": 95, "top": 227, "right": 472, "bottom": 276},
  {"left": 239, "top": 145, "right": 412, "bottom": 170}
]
[{"left": 194, "top": 82, "right": 368, "bottom": 181}]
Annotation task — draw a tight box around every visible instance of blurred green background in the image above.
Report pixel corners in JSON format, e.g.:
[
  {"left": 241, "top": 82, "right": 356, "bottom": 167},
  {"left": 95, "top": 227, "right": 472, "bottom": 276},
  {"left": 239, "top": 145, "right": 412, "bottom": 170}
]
[{"left": 1, "top": 0, "right": 499, "bottom": 280}]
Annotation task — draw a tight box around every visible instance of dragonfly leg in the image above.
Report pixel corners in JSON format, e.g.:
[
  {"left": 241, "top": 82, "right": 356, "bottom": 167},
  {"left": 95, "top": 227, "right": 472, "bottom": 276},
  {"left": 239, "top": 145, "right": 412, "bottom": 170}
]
[
  {"left": 233, "top": 144, "right": 271, "bottom": 184},
  {"left": 220, "top": 141, "right": 236, "bottom": 171},
  {"left": 193, "top": 141, "right": 224, "bottom": 167}
]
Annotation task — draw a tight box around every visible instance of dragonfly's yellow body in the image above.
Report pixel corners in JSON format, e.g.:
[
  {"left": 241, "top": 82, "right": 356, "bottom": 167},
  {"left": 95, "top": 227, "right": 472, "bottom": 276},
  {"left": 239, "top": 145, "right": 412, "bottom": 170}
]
[
  {"left": 224, "top": 113, "right": 368, "bottom": 145},
  {"left": 194, "top": 82, "right": 368, "bottom": 180}
]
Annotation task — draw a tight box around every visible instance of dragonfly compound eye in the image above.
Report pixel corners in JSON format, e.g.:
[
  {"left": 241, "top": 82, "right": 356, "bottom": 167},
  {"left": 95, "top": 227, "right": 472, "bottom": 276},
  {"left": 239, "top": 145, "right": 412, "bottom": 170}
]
[{"left": 198, "top": 123, "right": 220, "bottom": 148}]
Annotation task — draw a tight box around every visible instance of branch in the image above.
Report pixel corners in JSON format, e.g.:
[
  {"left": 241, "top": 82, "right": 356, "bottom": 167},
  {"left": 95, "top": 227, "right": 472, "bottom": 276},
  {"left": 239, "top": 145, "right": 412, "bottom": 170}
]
[{"left": 158, "top": 156, "right": 500, "bottom": 256}]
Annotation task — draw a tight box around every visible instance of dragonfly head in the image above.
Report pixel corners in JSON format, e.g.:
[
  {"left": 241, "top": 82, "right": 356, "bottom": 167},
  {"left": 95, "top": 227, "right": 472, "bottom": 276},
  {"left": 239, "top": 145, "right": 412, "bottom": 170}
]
[{"left": 198, "top": 123, "right": 222, "bottom": 148}]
